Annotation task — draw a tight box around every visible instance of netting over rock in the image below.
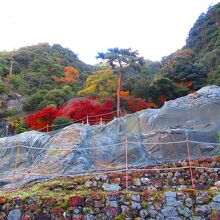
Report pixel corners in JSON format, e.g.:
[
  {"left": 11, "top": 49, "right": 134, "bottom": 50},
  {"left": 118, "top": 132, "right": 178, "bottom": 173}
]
[{"left": 0, "top": 86, "right": 220, "bottom": 188}]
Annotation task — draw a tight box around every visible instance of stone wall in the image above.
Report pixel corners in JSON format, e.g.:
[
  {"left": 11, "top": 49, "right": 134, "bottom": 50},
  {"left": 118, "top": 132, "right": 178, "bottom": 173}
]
[{"left": 1, "top": 157, "right": 220, "bottom": 220}]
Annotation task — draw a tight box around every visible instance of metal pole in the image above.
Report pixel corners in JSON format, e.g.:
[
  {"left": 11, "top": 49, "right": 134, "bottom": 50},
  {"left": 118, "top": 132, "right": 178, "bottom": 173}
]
[
  {"left": 87, "top": 115, "right": 89, "bottom": 124},
  {"left": 185, "top": 129, "right": 195, "bottom": 190},
  {"left": 125, "top": 137, "right": 128, "bottom": 192}
]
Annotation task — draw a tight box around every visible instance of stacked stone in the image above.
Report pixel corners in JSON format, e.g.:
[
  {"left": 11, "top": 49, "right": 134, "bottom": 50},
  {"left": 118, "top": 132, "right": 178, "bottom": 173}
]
[
  {"left": 0, "top": 157, "right": 219, "bottom": 219},
  {"left": 0, "top": 186, "right": 220, "bottom": 219}
]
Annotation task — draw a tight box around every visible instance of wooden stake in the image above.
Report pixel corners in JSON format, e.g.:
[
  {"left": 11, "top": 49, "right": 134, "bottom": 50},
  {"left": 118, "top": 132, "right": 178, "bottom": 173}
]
[
  {"left": 125, "top": 138, "right": 128, "bottom": 192},
  {"left": 185, "top": 130, "right": 195, "bottom": 190},
  {"left": 12, "top": 142, "right": 21, "bottom": 187}
]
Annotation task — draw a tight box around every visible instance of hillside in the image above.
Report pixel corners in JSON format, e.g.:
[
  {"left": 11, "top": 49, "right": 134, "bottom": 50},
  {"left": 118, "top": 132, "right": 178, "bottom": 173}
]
[
  {"left": 160, "top": 3, "right": 220, "bottom": 89},
  {"left": 0, "top": 43, "right": 98, "bottom": 113}
]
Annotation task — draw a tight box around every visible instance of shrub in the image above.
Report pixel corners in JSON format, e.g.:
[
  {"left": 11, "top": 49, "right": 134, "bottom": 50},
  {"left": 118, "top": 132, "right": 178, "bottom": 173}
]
[{"left": 52, "top": 116, "right": 72, "bottom": 130}]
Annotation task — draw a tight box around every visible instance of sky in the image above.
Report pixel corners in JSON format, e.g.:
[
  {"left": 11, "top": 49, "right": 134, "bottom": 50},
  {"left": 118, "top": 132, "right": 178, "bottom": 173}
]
[{"left": 0, "top": 0, "right": 219, "bottom": 64}]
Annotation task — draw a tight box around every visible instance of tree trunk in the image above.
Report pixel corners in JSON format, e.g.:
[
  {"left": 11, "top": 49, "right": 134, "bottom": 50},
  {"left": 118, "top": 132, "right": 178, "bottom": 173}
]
[{"left": 117, "top": 64, "right": 123, "bottom": 117}]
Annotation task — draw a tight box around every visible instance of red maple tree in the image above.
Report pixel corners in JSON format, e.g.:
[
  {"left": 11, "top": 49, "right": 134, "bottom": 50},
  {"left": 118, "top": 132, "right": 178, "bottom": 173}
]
[
  {"left": 26, "top": 107, "right": 60, "bottom": 131},
  {"left": 59, "top": 98, "right": 115, "bottom": 125}
]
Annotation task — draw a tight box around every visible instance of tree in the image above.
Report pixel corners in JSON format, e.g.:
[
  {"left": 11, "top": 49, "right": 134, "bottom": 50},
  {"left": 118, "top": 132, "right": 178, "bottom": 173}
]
[
  {"left": 0, "top": 79, "right": 5, "bottom": 93},
  {"left": 26, "top": 107, "right": 60, "bottom": 131},
  {"left": 208, "top": 65, "right": 220, "bottom": 85},
  {"left": 59, "top": 98, "right": 114, "bottom": 125},
  {"left": 160, "top": 49, "right": 206, "bottom": 90},
  {"left": 96, "top": 48, "right": 144, "bottom": 117},
  {"left": 6, "top": 116, "right": 27, "bottom": 134},
  {"left": 127, "top": 97, "right": 158, "bottom": 113},
  {"left": 53, "top": 116, "right": 72, "bottom": 130},
  {"left": 38, "top": 89, "right": 69, "bottom": 109},
  {"left": 23, "top": 88, "right": 71, "bottom": 111},
  {"left": 53, "top": 66, "right": 80, "bottom": 84},
  {"left": 77, "top": 70, "right": 118, "bottom": 97}
]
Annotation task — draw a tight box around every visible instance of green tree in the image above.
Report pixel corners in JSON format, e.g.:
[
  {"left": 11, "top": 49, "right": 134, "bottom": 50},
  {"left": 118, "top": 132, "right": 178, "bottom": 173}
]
[
  {"left": 38, "top": 89, "right": 69, "bottom": 109},
  {"left": 132, "top": 77, "right": 189, "bottom": 106},
  {"left": 0, "top": 79, "right": 5, "bottom": 93},
  {"left": 53, "top": 116, "right": 72, "bottom": 130},
  {"left": 208, "top": 65, "right": 220, "bottom": 85},
  {"left": 96, "top": 48, "right": 144, "bottom": 117},
  {"left": 160, "top": 49, "right": 206, "bottom": 90},
  {"left": 23, "top": 90, "right": 46, "bottom": 111}
]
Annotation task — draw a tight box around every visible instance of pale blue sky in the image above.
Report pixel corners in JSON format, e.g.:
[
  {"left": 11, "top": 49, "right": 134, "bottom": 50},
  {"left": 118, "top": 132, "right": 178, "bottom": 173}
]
[{"left": 0, "top": 0, "right": 219, "bottom": 64}]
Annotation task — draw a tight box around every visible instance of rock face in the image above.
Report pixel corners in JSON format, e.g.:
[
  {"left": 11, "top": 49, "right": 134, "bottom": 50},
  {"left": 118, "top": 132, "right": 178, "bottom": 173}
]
[
  {"left": 0, "top": 92, "right": 25, "bottom": 138},
  {"left": 0, "top": 93, "right": 25, "bottom": 115},
  {"left": 0, "top": 85, "right": 220, "bottom": 188}
]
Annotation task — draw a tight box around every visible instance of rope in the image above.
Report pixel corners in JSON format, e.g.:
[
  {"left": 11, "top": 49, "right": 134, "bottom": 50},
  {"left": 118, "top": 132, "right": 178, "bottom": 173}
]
[
  {"left": 0, "top": 146, "right": 19, "bottom": 150},
  {"left": 134, "top": 140, "right": 187, "bottom": 145},
  {"left": 87, "top": 111, "right": 117, "bottom": 118},
  {"left": 189, "top": 140, "right": 220, "bottom": 145},
  {"left": 1, "top": 139, "right": 219, "bottom": 151},
  {"left": 31, "top": 111, "right": 117, "bottom": 132}
]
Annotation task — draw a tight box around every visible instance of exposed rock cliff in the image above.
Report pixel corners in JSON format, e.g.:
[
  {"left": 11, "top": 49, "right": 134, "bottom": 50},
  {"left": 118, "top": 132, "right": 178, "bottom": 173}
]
[{"left": 0, "top": 86, "right": 220, "bottom": 188}]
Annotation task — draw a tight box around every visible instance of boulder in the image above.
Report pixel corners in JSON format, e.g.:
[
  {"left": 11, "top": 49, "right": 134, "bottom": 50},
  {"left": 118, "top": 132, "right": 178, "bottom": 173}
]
[{"left": 0, "top": 85, "right": 219, "bottom": 188}]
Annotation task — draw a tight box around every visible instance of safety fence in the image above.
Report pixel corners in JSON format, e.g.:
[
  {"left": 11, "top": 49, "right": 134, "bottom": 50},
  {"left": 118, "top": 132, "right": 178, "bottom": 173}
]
[
  {"left": 35, "top": 110, "right": 117, "bottom": 132},
  {"left": 0, "top": 133, "right": 220, "bottom": 190}
]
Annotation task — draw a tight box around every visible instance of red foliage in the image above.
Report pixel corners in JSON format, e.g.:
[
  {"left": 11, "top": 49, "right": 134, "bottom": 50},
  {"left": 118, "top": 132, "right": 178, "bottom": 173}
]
[
  {"left": 127, "top": 98, "right": 158, "bottom": 112},
  {"left": 26, "top": 98, "right": 115, "bottom": 132},
  {"left": 26, "top": 107, "right": 60, "bottom": 132},
  {"left": 59, "top": 98, "right": 114, "bottom": 125},
  {"left": 26, "top": 96, "right": 160, "bottom": 132}
]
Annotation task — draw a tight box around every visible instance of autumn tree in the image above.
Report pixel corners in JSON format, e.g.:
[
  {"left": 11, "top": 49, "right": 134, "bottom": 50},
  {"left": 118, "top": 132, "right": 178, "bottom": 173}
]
[
  {"left": 26, "top": 107, "right": 60, "bottom": 131},
  {"left": 96, "top": 48, "right": 144, "bottom": 117},
  {"left": 127, "top": 97, "right": 158, "bottom": 112},
  {"left": 53, "top": 66, "right": 80, "bottom": 84},
  {"left": 77, "top": 70, "right": 118, "bottom": 97},
  {"left": 59, "top": 98, "right": 114, "bottom": 125}
]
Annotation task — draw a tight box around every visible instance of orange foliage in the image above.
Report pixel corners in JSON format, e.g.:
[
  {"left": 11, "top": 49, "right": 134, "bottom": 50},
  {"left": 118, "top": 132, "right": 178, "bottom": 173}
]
[
  {"left": 175, "top": 81, "right": 193, "bottom": 88},
  {"left": 158, "top": 95, "right": 167, "bottom": 104},
  {"left": 146, "top": 102, "right": 158, "bottom": 108},
  {"left": 119, "top": 91, "right": 129, "bottom": 97},
  {"left": 53, "top": 66, "right": 80, "bottom": 84},
  {"left": 114, "top": 90, "right": 129, "bottom": 98}
]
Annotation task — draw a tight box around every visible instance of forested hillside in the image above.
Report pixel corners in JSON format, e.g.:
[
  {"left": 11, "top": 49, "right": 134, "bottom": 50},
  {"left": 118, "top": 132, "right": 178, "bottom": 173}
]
[
  {"left": 160, "top": 2, "right": 220, "bottom": 88},
  {"left": 0, "top": 2, "right": 219, "bottom": 135},
  {"left": 0, "top": 43, "right": 98, "bottom": 109}
]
